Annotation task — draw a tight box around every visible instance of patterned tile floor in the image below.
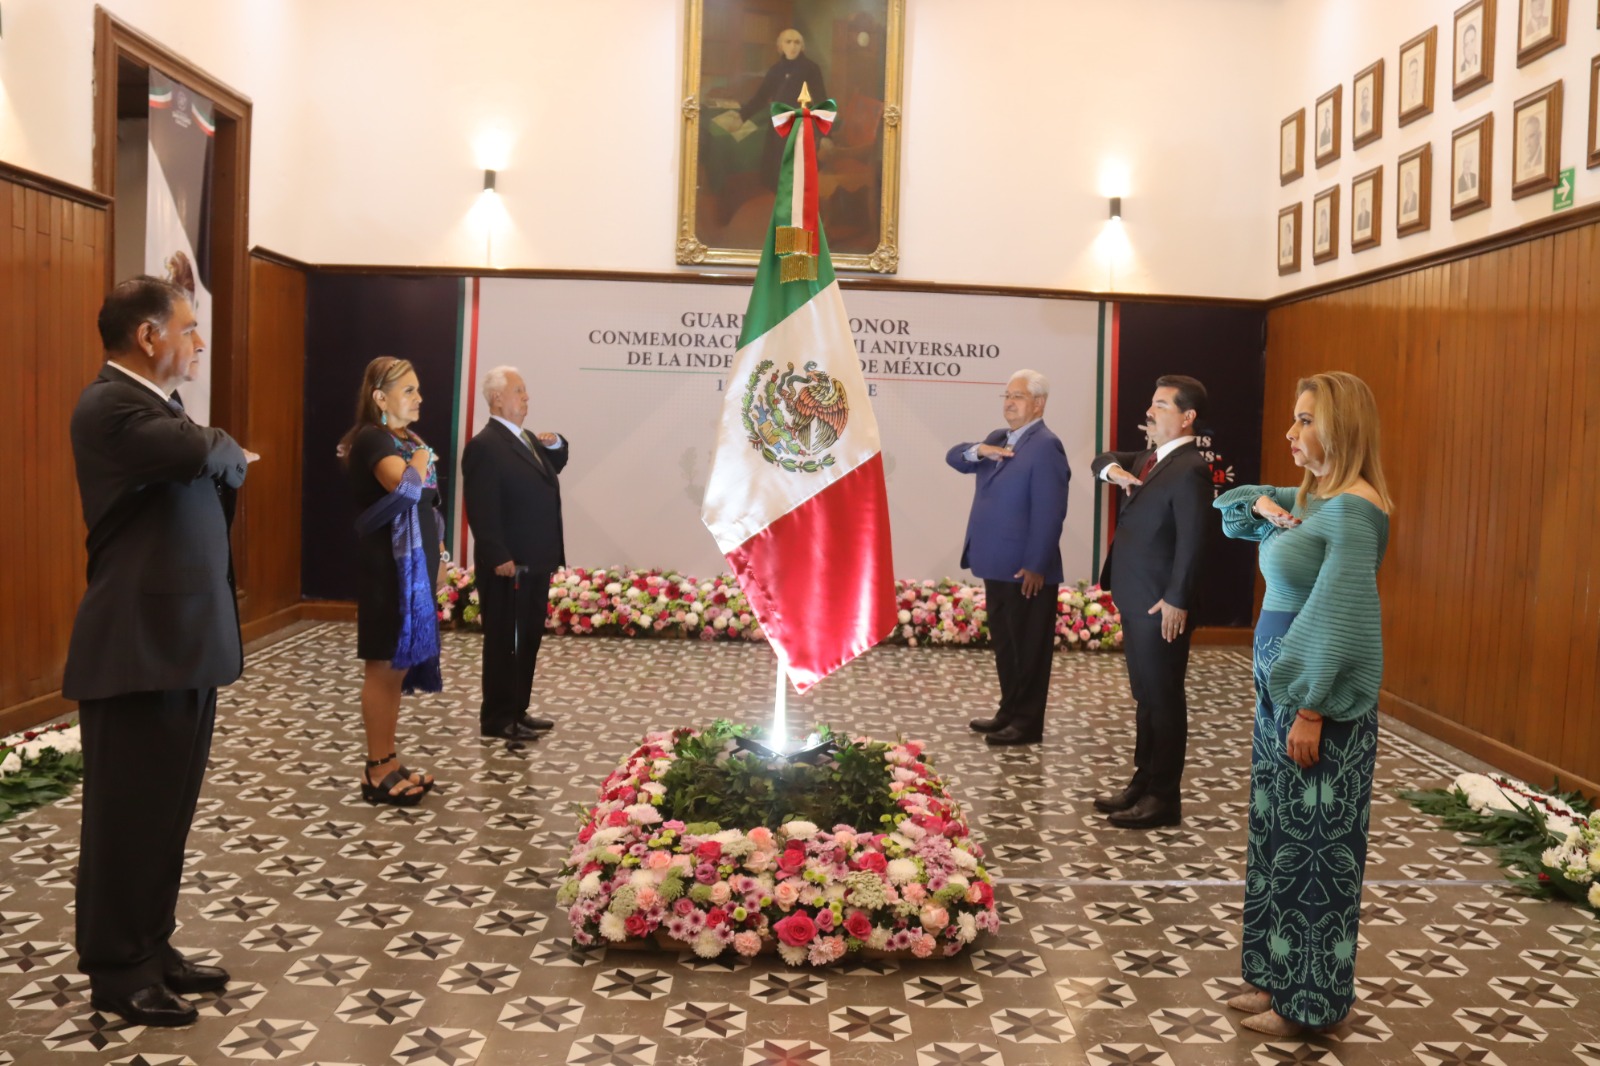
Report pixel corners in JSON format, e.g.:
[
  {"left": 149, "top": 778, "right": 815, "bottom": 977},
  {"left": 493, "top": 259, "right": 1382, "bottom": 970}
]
[{"left": 1, "top": 623, "right": 1597, "bottom": 1066}]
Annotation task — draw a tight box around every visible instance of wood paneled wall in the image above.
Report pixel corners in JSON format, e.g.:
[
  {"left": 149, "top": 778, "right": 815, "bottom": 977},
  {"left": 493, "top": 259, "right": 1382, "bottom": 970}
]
[
  {"left": 238, "top": 254, "right": 307, "bottom": 637},
  {"left": 0, "top": 169, "right": 110, "bottom": 715},
  {"left": 1265, "top": 220, "right": 1600, "bottom": 795}
]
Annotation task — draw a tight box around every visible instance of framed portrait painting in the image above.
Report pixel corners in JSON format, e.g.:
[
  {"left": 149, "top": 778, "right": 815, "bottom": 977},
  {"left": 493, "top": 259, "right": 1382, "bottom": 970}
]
[
  {"left": 1351, "top": 166, "right": 1383, "bottom": 252},
  {"left": 1399, "top": 28, "right": 1437, "bottom": 126},
  {"left": 1591, "top": 55, "right": 1600, "bottom": 169},
  {"left": 1453, "top": 0, "right": 1496, "bottom": 98},
  {"left": 677, "top": 0, "right": 905, "bottom": 272},
  {"left": 1315, "top": 85, "right": 1343, "bottom": 166},
  {"left": 1312, "top": 185, "right": 1340, "bottom": 264},
  {"left": 1512, "top": 81, "right": 1563, "bottom": 197},
  {"left": 1281, "top": 109, "right": 1306, "bottom": 184},
  {"left": 1516, "top": 0, "right": 1566, "bottom": 66},
  {"left": 1353, "top": 60, "right": 1384, "bottom": 148},
  {"left": 1396, "top": 143, "right": 1433, "bottom": 236},
  {"left": 1278, "top": 203, "right": 1302, "bottom": 275},
  {"left": 1451, "top": 113, "right": 1493, "bottom": 218}
]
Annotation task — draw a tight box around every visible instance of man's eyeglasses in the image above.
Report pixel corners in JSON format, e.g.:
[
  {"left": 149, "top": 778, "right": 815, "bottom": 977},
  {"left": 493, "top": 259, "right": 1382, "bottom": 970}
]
[{"left": 1000, "top": 392, "right": 1032, "bottom": 401}]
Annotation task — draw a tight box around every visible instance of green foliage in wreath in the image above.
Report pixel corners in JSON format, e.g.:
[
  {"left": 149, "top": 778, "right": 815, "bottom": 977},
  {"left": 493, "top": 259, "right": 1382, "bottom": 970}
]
[
  {"left": 0, "top": 749, "right": 84, "bottom": 823},
  {"left": 657, "top": 720, "right": 899, "bottom": 831}
]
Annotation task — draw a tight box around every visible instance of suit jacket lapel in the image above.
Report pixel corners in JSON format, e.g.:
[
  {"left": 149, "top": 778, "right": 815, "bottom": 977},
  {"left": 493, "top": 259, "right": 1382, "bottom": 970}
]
[
  {"left": 492, "top": 419, "right": 553, "bottom": 483},
  {"left": 99, "top": 365, "right": 182, "bottom": 420}
]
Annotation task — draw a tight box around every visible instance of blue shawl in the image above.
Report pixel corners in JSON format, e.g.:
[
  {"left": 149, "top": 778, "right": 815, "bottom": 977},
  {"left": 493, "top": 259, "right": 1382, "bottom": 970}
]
[{"left": 355, "top": 466, "right": 442, "bottom": 693}]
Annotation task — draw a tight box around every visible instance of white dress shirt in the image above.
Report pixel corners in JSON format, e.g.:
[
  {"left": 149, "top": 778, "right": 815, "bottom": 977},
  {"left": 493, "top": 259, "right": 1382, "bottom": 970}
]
[
  {"left": 1099, "top": 435, "right": 1196, "bottom": 481},
  {"left": 105, "top": 360, "right": 171, "bottom": 404}
]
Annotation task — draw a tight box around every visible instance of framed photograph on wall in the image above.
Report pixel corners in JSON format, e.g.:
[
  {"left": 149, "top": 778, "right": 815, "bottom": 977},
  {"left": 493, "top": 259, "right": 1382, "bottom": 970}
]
[
  {"left": 1312, "top": 186, "right": 1340, "bottom": 264},
  {"left": 1453, "top": 0, "right": 1496, "bottom": 98},
  {"left": 1512, "top": 81, "right": 1564, "bottom": 196},
  {"left": 1451, "top": 113, "right": 1493, "bottom": 217},
  {"left": 1589, "top": 55, "right": 1600, "bottom": 169},
  {"left": 1399, "top": 28, "right": 1438, "bottom": 126},
  {"left": 1351, "top": 166, "right": 1383, "bottom": 251},
  {"left": 1516, "top": 0, "right": 1566, "bottom": 66},
  {"left": 1315, "top": 85, "right": 1343, "bottom": 166},
  {"left": 677, "top": 0, "right": 906, "bottom": 272},
  {"left": 1278, "top": 203, "right": 1302, "bottom": 275},
  {"left": 1281, "top": 109, "right": 1306, "bottom": 184},
  {"left": 1397, "top": 143, "right": 1433, "bottom": 236},
  {"left": 1353, "top": 60, "right": 1384, "bottom": 148}
]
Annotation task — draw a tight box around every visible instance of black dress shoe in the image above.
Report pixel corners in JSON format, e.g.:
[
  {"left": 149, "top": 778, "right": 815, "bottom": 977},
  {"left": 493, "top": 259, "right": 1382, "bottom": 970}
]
[
  {"left": 481, "top": 721, "right": 540, "bottom": 741},
  {"left": 520, "top": 714, "right": 555, "bottom": 731},
  {"left": 1092, "top": 788, "right": 1144, "bottom": 814},
  {"left": 968, "top": 716, "right": 1007, "bottom": 734},
  {"left": 1106, "top": 795, "right": 1182, "bottom": 829},
  {"left": 164, "top": 956, "right": 229, "bottom": 994},
  {"left": 90, "top": 983, "right": 198, "bottom": 1027},
  {"left": 985, "top": 726, "right": 1042, "bottom": 746}
]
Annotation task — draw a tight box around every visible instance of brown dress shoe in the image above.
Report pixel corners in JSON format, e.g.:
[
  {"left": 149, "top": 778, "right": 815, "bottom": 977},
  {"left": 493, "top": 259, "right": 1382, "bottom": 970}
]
[{"left": 968, "top": 716, "right": 1007, "bottom": 733}]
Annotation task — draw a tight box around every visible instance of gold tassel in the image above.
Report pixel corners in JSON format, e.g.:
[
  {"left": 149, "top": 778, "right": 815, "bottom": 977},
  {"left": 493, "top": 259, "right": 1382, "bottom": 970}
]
[
  {"left": 779, "top": 254, "right": 817, "bottom": 283},
  {"left": 774, "top": 226, "right": 810, "bottom": 255}
]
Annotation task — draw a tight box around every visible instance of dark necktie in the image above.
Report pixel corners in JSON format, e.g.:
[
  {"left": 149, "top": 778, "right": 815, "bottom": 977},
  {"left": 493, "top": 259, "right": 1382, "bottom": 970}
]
[
  {"left": 521, "top": 430, "right": 549, "bottom": 474},
  {"left": 1139, "top": 451, "right": 1159, "bottom": 481},
  {"left": 167, "top": 392, "right": 189, "bottom": 420}
]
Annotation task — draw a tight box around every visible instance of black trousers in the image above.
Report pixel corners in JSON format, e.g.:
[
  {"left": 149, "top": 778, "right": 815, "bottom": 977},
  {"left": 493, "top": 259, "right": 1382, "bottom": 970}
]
[
  {"left": 1119, "top": 609, "right": 1193, "bottom": 805},
  {"left": 477, "top": 568, "right": 551, "bottom": 731},
  {"left": 983, "top": 579, "right": 1060, "bottom": 739},
  {"left": 77, "top": 688, "right": 216, "bottom": 996}
]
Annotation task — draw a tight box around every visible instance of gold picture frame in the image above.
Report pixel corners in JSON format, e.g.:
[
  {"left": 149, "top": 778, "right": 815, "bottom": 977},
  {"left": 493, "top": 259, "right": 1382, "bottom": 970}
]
[
  {"left": 1315, "top": 85, "right": 1343, "bottom": 166},
  {"left": 1312, "top": 185, "right": 1340, "bottom": 264},
  {"left": 676, "top": 0, "right": 905, "bottom": 273},
  {"left": 1399, "top": 27, "right": 1438, "bottom": 127},
  {"left": 1353, "top": 60, "right": 1384, "bottom": 149},
  {"left": 1453, "top": 0, "right": 1496, "bottom": 99},
  {"left": 1516, "top": 0, "right": 1566, "bottom": 66},
  {"left": 1451, "top": 113, "right": 1494, "bottom": 218},
  {"left": 1590, "top": 55, "right": 1600, "bottom": 169},
  {"left": 1281, "top": 108, "right": 1306, "bottom": 184},
  {"left": 1351, "top": 166, "right": 1383, "bottom": 252},
  {"left": 1397, "top": 143, "right": 1433, "bottom": 236},
  {"left": 1511, "top": 81, "right": 1564, "bottom": 197},
  {"left": 1278, "top": 203, "right": 1303, "bottom": 275}
]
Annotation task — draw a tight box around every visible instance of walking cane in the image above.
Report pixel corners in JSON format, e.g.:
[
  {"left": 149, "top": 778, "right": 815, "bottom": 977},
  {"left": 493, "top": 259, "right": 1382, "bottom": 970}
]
[{"left": 511, "top": 565, "right": 530, "bottom": 659}]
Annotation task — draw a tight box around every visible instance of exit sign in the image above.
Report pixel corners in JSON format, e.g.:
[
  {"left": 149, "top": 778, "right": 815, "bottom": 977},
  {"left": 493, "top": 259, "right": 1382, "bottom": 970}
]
[{"left": 1554, "top": 167, "right": 1574, "bottom": 211}]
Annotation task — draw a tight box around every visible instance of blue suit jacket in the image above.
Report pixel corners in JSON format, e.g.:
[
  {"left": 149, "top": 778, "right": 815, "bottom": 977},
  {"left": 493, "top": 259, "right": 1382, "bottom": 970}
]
[{"left": 946, "top": 422, "right": 1071, "bottom": 583}]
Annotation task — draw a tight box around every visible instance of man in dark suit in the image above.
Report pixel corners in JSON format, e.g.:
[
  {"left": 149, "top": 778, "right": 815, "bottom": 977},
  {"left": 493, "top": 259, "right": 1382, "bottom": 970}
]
[
  {"left": 1090, "top": 376, "right": 1213, "bottom": 828},
  {"left": 947, "top": 370, "right": 1072, "bottom": 746},
  {"left": 462, "top": 367, "right": 568, "bottom": 741},
  {"left": 64, "top": 277, "right": 256, "bottom": 1026}
]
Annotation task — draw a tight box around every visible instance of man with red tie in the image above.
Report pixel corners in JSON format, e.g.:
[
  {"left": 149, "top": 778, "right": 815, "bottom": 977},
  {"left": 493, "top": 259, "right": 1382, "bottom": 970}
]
[{"left": 1090, "top": 376, "right": 1213, "bottom": 828}]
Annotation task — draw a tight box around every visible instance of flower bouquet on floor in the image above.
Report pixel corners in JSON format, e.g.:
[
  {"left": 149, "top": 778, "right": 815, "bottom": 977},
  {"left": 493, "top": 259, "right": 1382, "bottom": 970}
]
[
  {"left": 0, "top": 721, "right": 83, "bottom": 823},
  {"left": 1403, "top": 771, "right": 1600, "bottom": 915},
  {"left": 557, "top": 721, "right": 1000, "bottom": 964}
]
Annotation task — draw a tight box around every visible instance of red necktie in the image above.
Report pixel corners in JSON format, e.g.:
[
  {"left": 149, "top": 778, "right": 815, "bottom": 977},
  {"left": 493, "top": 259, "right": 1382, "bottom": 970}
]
[{"left": 1138, "top": 451, "right": 1159, "bottom": 480}]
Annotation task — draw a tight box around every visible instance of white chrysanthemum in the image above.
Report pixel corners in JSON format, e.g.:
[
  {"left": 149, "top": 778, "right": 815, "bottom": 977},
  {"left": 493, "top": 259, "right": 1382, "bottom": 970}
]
[
  {"left": 823, "top": 882, "right": 847, "bottom": 902},
  {"left": 599, "top": 913, "right": 628, "bottom": 941},
  {"left": 692, "top": 930, "right": 724, "bottom": 958},
  {"left": 1548, "top": 817, "right": 1577, "bottom": 840},
  {"left": 629, "top": 869, "right": 657, "bottom": 887},
  {"left": 590, "top": 827, "right": 625, "bottom": 847},
  {"left": 783, "top": 820, "right": 819, "bottom": 840},
  {"left": 946, "top": 874, "right": 970, "bottom": 893},
  {"left": 1587, "top": 850, "right": 1600, "bottom": 874},
  {"left": 777, "top": 943, "right": 808, "bottom": 966},
  {"left": 951, "top": 848, "right": 979, "bottom": 871},
  {"left": 1589, "top": 883, "right": 1600, "bottom": 909},
  {"left": 0, "top": 752, "right": 20, "bottom": 777},
  {"left": 897, "top": 609, "right": 911, "bottom": 623},
  {"left": 956, "top": 912, "right": 978, "bottom": 943},
  {"left": 639, "top": 781, "right": 666, "bottom": 797},
  {"left": 605, "top": 582, "right": 622, "bottom": 595},
  {"left": 886, "top": 858, "right": 919, "bottom": 885},
  {"left": 625, "top": 803, "right": 662, "bottom": 824},
  {"left": 1542, "top": 846, "right": 1571, "bottom": 869},
  {"left": 866, "top": 927, "right": 891, "bottom": 950},
  {"left": 579, "top": 871, "right": 604, "bottom": 898}
]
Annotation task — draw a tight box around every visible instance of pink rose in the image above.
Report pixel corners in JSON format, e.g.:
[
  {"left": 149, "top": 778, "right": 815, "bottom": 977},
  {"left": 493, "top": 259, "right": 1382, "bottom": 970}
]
[
  {"left": 966, "top": 882, "right": 994, "bottom": 906},
  {"left": 919, "top": 905, "right": 949, "bottom": 933},
  {"left": 844, "top": 912, "right": 873, "bottom": 940},
  {"left": 773, "top": 881, "right": 800, "bottom": 908},
  {"left": 778, "top": 845, "right": 807, "bottom": 875},
  {"left": 815, "top": 908, "right": 836, "bottom": 933},
  {"left": 696, "top": 841, "right": 723, "bottom": 863},
  {"left": 854, "top": 852, "right": 887, "bottom": 874},
  {"left": 774, "top": 913, "right": 818, "bottom": 946},
  {"left": 646, "top": 851, "right": 672, "bottom": 870}
]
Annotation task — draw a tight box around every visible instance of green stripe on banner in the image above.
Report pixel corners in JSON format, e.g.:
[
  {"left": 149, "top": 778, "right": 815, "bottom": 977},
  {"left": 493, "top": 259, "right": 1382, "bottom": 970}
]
[
  {"left": 736, "top": 118, "right": 836, "bottom": 349},
  {"left": 1092, "top": 301, "right": 1106, "bottom": 581},
  {"left": 445, "top": 276, "right": 469, "bottom": 554}
]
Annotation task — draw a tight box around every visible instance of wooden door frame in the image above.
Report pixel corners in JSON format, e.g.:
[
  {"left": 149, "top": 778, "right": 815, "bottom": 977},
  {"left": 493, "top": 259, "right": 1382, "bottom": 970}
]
[{"left": 93, "top": 5, "right": 255, "bottom": 602}]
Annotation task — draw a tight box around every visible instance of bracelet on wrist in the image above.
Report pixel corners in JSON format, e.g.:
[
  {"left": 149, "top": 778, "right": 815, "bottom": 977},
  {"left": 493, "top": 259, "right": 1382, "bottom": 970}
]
[{"left": 1296, "top": 709, "right": 1322, "bottom": 723}]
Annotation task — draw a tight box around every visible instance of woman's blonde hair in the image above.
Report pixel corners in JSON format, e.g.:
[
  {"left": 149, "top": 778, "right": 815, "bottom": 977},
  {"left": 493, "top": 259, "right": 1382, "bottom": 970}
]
[
  {"left": 1296, "top": 371, "right": 1392, "bottom": 512},
  {"left": 338, "top": 356, "right": 422, "bottom": 463}
]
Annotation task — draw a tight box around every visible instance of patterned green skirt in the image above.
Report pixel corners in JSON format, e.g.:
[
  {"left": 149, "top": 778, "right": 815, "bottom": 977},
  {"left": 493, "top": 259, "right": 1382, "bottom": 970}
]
[{"left": 1243, "top": 609, "right": 1378, "bottom": 1027}]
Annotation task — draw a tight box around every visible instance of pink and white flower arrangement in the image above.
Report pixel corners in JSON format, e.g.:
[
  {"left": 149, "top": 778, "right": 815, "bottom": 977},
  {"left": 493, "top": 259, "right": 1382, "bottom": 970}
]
[{"left": 557, "top": 728, "right": 1000, "bottom": 965}]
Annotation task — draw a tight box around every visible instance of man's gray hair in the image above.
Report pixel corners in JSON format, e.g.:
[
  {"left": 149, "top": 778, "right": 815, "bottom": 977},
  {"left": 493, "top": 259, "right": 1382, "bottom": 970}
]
[
  {"left": 1011, "top": 369, "right": 1049, "bottom": 398},
  {"left": 481, "top": 365, "right": 520, "bottom": 405}
]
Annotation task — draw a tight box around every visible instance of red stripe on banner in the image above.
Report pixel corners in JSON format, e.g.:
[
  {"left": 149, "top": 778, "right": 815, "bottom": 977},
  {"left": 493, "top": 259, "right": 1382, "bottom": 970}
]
[
  {"left": 724, "top": 454, "right": 898, "bottom": 692},
  {"left": 460, "top": 278, "right": 482, "bottom": 549},
  {"left": 801, "top": 113, "right": 820, "bottom": 254}
]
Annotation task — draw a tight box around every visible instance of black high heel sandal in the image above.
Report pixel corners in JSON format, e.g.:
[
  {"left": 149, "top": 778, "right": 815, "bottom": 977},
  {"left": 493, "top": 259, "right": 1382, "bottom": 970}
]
[{"left": 361, "top": 755, "right": 424, "bottom": 806}]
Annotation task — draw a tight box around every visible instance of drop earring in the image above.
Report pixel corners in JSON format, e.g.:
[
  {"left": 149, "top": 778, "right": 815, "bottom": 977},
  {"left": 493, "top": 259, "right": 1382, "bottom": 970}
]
[{"left": 381, "top": 411, "right": 388, "bottom": 426}]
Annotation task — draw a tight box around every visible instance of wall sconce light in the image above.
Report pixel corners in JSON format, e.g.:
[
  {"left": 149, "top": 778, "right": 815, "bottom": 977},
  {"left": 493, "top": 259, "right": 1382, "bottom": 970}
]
[
  {"left": 483, "top": 169, "right": 498, "bottom": 193},
  {"left": 1109, "top": 197, "right": 1122, "bottom": 221}
]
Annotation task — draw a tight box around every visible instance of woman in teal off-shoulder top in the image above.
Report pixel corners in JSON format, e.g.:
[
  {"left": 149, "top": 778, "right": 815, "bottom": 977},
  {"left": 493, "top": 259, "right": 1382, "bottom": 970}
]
[{"left": 1213, "top": 372, "right": 1392, "bottom": 1037}]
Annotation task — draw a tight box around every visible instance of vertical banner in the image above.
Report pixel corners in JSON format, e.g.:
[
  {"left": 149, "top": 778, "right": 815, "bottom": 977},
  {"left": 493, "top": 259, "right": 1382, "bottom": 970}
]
[{"left": 146, "top": 70, "right": 216, "bottom": 424}]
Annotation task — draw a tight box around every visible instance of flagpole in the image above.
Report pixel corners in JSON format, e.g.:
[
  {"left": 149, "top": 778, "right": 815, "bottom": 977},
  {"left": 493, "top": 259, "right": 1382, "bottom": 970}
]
[{"left": 771, "top": 648, "right": 789, "bottom": 754}]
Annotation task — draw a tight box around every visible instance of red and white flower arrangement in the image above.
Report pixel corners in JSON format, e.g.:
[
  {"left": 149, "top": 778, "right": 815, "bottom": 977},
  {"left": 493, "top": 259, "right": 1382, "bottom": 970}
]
[{"left": 557, "top": 727, "right": 1001, "bottom": 965}]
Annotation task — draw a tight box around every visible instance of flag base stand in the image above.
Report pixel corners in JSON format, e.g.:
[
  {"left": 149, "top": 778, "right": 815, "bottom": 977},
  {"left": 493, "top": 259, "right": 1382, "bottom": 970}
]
[{"left": 733, "top": 734, "right": 838, "bottom": 765}]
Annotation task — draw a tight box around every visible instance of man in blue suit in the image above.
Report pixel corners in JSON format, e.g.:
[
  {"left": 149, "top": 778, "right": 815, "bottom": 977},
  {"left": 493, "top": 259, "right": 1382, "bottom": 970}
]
[{"left": 947, "top": 370, "right": 1072, "bottom": 745}]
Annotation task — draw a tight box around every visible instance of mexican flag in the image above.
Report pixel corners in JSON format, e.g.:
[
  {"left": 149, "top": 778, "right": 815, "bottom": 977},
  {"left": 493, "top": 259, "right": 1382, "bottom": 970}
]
[{"left": 700, "top": 93, "right": 897, "bottom": 692}]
